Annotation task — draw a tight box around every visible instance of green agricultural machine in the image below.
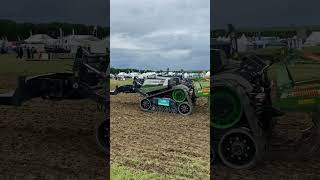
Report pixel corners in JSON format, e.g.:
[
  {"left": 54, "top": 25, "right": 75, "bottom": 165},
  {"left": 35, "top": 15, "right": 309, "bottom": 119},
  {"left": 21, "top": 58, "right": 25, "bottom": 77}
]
[
  {"left": 112, "top": 76, "right": 210, "bottom": 115},
  {"left": 138, "top": 77, "right": 194, "bottom": 115},
  {"left": 211, "top": 41, "right": 320, "bottom": 169},
  {"left": 192, "top": 77, "right": 210, "bottom": 98},
  {"left": 273, "top": 62, "right": 320, "bottom": 112},
  {"left": 0, "top": 47, "right": 110, "bottom": 153}
]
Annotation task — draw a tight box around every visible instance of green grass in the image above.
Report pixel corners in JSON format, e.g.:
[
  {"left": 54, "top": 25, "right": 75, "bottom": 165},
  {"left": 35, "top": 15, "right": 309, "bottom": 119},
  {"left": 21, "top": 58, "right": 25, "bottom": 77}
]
[
  {"left": 254, "top": 47, "right": 283, "bottom": 55},
  {"left": 303, "top": 46, "right": 320, "bottom": 54},
  {"left": 110, "top": 79, "right": 133, "bottom": 90},
  {"left": 111, "top": 165, "right": 167, "bottom": 180},
  {"left": 0, "top": 54, "right": 72, "bottom": 75}
]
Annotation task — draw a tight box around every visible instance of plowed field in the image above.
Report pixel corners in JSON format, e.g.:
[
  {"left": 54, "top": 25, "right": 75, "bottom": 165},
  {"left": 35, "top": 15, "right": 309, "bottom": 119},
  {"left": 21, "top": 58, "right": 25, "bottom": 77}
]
[{"left": 111, "top": 93, "right": 210, "bottom": 179}]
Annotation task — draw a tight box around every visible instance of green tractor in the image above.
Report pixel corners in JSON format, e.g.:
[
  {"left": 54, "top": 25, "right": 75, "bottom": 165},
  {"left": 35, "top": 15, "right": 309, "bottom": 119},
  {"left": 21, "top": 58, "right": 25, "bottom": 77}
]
[
  {"left": 112, "top": 76, "right": 199, "bottom": 115},
  {"left": 138, "top": 77, "right": 195, "bottom": 115},
  {"left": 211, "top": 44, "right": 320, "bottom": 169}
]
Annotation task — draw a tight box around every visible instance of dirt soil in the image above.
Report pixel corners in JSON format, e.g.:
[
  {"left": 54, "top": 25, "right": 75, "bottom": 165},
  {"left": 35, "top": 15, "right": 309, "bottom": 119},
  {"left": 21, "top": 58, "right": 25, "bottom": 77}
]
[
  {"left": 0, "top": 76, "right": 108, "bottom": 179},
  {"left": 304, "top": 52, "right": 320, "bottom": 62},
  {"left": 110, "top": 94, "right": 210, "bottom": 179},
  {"left": 212, "top": 112, "right": 320, "bottom": 180}
]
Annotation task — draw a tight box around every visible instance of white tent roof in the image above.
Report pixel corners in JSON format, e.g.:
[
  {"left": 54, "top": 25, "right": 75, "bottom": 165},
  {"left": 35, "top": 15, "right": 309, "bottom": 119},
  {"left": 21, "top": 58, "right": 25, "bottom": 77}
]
[
  {"left": 237, "top": 34, "right": 252, "bottom": 52},
  {"left": 305, "top": 32, "right": 320, "bottom": 44},
  {"left": 63, "top": 35, "right": 102, "bottom": 52},
  {"left": 64, "top": 35, "right": 100, "bottom": 42},
  {"left": 25, "top": 34, "right": 55, "bottom": 44},
  {"left": 239, "top": 34, "right": 248, "bottom": 42},
  {"left": 90, "top": 37, "right": 109, "bottom": 53}
]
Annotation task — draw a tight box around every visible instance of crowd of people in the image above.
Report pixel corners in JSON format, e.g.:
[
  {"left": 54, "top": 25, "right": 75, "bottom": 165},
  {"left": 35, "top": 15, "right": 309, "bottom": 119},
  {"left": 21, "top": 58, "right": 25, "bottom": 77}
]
[
  {"left": 16, "top": 46, "right": 38, "bottom": 59},
  {"left": 13, "top": 45, "right": 92, "bottom": 60}
]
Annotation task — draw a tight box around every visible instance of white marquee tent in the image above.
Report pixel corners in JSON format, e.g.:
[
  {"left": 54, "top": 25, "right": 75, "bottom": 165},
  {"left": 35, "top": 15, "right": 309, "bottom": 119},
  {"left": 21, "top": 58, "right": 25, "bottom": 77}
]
[
  {"left": 24, "top": 34, "right": 58, "bottom": 52},
  {"left": 237, "top": 34, "right": 252, "bottom": 52},
  {"left": 90, "top": 37, "right": 109, "bottom": 54},
  {"left": 304, "top": 32, "right": 320, "bottom": 46},
  {"left": 63, "top": 35, "right": 101, "bottom": 53},
  {"left": 24, "top": 34, "right": 56, "bottom": 44}
]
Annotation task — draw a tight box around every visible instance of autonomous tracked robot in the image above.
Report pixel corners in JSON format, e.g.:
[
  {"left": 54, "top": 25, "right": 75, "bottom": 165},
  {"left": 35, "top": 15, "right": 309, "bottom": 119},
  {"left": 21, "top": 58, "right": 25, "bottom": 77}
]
[
  {"left": 0, "top": 47, "right": 109, "bottom": 153},
  {"left": 111, "top": 76, "right": 209, "bottom": 115}
]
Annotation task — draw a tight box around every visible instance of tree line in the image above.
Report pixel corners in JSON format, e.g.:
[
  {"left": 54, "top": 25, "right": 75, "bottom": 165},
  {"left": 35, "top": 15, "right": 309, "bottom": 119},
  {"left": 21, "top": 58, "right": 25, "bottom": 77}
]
[
  {"left": 209, "top": 26, "right": 320, "bottom": 39},
  {"left": 110, "top": 68, "right": 154, "bottom": 74},
  {"left": 211, "top": 30, "right": 304, "bottom": 39},
  {"left": 110, "top": 67, "right": 206, "bottom": 74},
  {"left": 0, "top": 19, "right": 109, "bottom": 41}
]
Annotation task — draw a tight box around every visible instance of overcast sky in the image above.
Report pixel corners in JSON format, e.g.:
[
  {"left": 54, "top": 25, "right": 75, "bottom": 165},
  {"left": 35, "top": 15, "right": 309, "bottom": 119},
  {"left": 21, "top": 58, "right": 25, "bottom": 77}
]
[
  {"left": 110, "top": 0, "right": 210, "bottom": 71},
  {"left": 213, "top": 0, "right": 320, "bottom": 29},
  {"left": 0, "top": 0, "right": 108, "bottom": 26}
]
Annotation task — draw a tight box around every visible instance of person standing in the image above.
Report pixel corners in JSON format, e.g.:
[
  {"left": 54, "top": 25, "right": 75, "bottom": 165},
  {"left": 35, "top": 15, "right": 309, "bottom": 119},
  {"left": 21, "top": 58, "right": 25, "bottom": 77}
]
[
  {"left": 38, "top": 49, "right": 42, "bottom": 60},
  {"left": 19, "top": 46, "right": 24, "bottom": 59},
  {"left": 27, "top": 47, "right": 31, "bottom": 59},
  {"left": 75, "top": 46, "right": 83, "bottom": 58},
  {"left": 20, "top": 47, "right": 24, "bottom": 59},
  {"left": 31, "top": 47, "right": 35, "bottom": 59},
  {"left": 16, "top": 46, "right": 20, "bottom": 59}
]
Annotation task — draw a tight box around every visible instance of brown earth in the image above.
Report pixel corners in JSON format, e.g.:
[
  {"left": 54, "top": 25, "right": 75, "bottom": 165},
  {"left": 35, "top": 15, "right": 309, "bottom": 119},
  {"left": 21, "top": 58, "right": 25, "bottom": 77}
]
[
  {"left": 0, "top": 77, "right": 108, "bottom": 179},
  {"left": 110, "top": 94, "right": 210, "bottom": 179},
  {"left": 303, "top": 52, "right": 320, "bottom": 62}
]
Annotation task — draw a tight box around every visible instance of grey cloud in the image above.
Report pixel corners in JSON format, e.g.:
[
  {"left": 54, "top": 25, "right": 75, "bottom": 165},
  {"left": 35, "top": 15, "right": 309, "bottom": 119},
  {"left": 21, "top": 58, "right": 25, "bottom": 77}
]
[
  {"left": 0, "top": 0, "right": 108, "bottom": 26},
  {"left": 213, "top": 0, "right": 320, "bottom": 28},
  {"left": 111, "top": 0, "right": 210, "bottom": 70}
]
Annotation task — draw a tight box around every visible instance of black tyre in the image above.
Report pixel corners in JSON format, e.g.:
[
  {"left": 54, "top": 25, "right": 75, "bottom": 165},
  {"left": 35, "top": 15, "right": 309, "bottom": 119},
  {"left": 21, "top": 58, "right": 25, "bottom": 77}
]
[
  {"left": 211, "top": 147, "right": 217, "bottom": 165},
  {"left": 218, "top": 128, "right": 257, "bottom": 169},
  {"left": 95, "top": 120, "right": 109, "bottom": 153},
  {"left": 178, "top": 102, "right": 192, "bottom": 115},
  {"left": 140, "top": 98, "right": 151, "bottom": 111}
]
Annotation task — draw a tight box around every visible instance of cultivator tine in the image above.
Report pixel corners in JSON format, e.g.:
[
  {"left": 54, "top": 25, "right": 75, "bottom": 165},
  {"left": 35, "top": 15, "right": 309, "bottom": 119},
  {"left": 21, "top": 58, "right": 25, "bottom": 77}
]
[
  {"left": 302, "top": 110, "right": 320, "bottom": 158},
  {"left": 310, "top": 111, "right": 320, "bottom": 153},
  {"left": 301, "top": 125, "right": 314, "bottom": 134}
]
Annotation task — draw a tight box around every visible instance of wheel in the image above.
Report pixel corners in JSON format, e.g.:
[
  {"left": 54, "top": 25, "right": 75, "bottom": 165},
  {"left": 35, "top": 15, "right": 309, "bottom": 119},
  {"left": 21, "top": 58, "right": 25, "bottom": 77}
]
[
  {"left": 151, "top": 105, "right": 157, "bottom": 112},
  {"left": 172, "top": 89, "right": 187, "bottom": 102},
  {"left": 95, "top": 120, "right": 109, "bottom": 153},
  {"left": 211, "top": 147, "right": 217, "bottom": 165},
  {"left": 178, "top": 102, "right": 192, "bottom": 115},
  {"left": 211, "top": 87, "right": 242, "bottom": 129},
  {"left": 171, "top": 107, "right": 178, "bottom": 113},
  {"left": 140, "top": 98, "right": 151, "bottom": 111},
  {"left": 218, "top": 128, "right": 257, "bottom": 169}
]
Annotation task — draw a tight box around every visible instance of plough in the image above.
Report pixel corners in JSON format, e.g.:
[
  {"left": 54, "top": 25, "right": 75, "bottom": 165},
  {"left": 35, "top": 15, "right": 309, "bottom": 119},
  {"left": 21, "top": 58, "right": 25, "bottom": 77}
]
[{"left": 0, "top": 47, "right": 110, "bottom": 153}]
